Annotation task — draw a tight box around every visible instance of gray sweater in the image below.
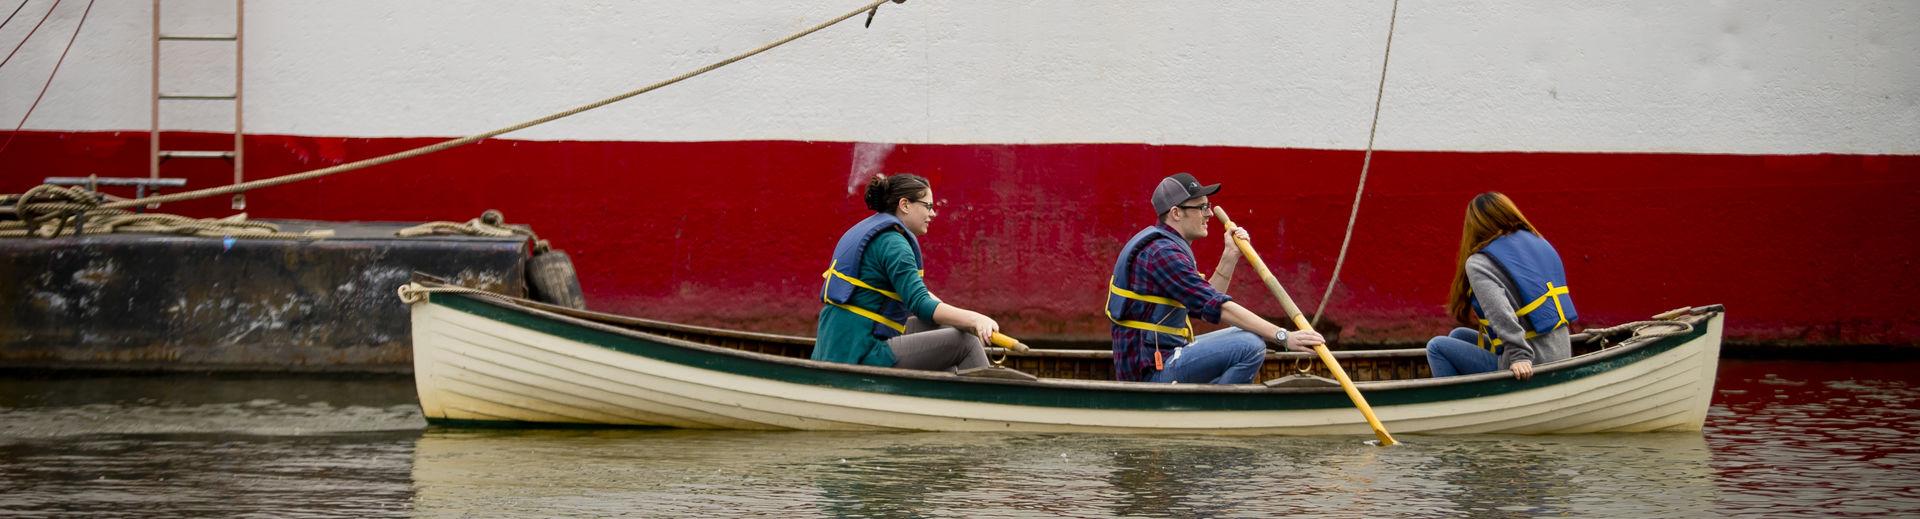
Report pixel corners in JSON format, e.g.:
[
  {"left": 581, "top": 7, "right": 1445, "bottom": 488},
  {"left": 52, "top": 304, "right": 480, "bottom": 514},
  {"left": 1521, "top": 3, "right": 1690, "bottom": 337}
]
[{"left": 1466, "top": 254, "right": 1571, "bottom": 368}]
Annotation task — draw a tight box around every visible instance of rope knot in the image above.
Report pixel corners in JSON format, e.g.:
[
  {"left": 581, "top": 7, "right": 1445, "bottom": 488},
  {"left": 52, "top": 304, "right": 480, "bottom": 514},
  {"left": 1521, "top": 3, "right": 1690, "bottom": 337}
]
[
  {"left": 8, "top": 185, "right": 104, "bottom": 238},
  {"left": 397, "top": 283, "right": 428, "bottom": 304}
]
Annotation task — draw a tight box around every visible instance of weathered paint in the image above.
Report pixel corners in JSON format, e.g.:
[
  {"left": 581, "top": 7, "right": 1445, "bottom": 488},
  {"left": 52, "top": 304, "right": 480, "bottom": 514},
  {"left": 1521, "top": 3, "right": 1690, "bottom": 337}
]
[
  {"left": 2, "top": 1, "right": 1915, "bottom": 346},
  {"left": 5, "top": 132, "right": 1915, "bottom": 346},
  {"left": 0, "top": 221, "right": 528, "bottom": 371}
]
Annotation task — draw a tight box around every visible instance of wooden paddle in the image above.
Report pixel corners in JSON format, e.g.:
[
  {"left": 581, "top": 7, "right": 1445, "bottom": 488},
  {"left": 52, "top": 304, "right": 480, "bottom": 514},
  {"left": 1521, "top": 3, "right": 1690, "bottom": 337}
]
[
  {"left": 1213, "top": 206, "right": 1398, "bottom": 446},
  {"left": 987, "top": 333, "right": 1029, "bottom": 352}
]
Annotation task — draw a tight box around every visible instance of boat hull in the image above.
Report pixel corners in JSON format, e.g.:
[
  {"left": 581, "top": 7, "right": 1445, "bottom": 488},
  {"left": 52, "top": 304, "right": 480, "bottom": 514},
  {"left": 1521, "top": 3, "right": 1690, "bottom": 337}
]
[{"left": 412, "top": 293, "right": 1722, "bottom": 435}]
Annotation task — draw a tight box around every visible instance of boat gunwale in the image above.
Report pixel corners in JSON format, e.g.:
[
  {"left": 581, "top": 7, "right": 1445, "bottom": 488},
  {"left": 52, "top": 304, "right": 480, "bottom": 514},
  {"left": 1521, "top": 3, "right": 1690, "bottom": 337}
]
[
  {"left": 493, "top": 287, "right": 1688, "bottom": 366},
  {"left": 416, "top": 282, "right": 1719, "bottom": 400}
]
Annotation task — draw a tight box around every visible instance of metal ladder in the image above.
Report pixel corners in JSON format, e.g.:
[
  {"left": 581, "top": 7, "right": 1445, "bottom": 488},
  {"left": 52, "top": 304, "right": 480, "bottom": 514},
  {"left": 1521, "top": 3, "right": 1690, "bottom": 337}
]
[{"left": 150, "top": 0, "right": 245, "bottom": 209}]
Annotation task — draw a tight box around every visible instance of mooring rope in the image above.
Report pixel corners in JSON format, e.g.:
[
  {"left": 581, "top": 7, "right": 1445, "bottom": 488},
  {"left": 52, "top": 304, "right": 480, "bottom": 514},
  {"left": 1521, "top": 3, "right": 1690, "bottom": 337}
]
[
  {"left": 395, "top": 209, "right": 554, "bottom": 252},
  {"left": 0, "top": 0, "right": 61, "bottom": 72},
  {"left": 0, "top": 0, "right": 92, "bottom": 157},
  {"left": 396, "top": 283, "right": 512, "bottom": 305},
  {"left": 396, "top": 220, "right": 517, "bottom": 239},
  {"left": 0, "top": 0, "right": 31, "bottom": 35},
  {"left": 2, "top": 0, "right": 899, "bottom": 239},
  {"left": 1572, "top": 320, "right": 1695, "bottom": 349},
  {"left": 82, "top": 0, "right": 896, "bottom": 212},
  {"left": 0, "top": 185, "right": 330, "bottom": 238},
  {"left": 1311, "top": 0, "right": 1399, "bottom": 327}
]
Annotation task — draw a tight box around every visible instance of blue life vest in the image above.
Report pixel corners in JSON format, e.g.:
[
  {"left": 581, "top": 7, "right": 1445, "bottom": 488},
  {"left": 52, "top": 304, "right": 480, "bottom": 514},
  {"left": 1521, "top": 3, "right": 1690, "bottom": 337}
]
[
  {"left": 821, "top": 213, "right": 924, "bottom": 339},
  {"left": 1106, "top": 226, "right": 1196, "bottom": 350},
  {"left": 1468, "top": 230, "right": 1577, "bottom": 351}
]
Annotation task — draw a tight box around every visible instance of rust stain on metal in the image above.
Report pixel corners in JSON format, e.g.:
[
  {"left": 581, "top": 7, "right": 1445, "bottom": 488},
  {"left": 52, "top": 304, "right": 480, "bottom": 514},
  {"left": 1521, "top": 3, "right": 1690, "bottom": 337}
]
[{"left": 0, "top": 221, "right": 529, "bottom": 372}]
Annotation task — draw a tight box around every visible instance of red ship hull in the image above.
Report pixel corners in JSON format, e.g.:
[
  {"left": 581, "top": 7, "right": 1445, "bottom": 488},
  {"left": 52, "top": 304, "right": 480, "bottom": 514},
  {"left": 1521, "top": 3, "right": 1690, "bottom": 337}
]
[{"left": 7, "top": 130, "right": 1916, "bottom": 345}]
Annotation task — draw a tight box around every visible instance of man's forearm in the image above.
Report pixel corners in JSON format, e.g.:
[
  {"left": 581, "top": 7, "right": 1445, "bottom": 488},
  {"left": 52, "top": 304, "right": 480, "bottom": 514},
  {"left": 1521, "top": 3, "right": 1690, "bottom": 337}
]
[
  {"left": 1218, "top": 301, "right": 1282, "bottom": 342},
  {"left": 1209, "top": 255, "right": 1238, "bottom": 293}
]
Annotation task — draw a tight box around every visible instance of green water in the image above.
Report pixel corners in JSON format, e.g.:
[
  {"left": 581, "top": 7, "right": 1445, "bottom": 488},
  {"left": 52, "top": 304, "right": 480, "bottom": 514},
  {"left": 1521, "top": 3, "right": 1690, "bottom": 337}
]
[{"left": 2, "top": 360, "right": 1916, "bottom": 517}]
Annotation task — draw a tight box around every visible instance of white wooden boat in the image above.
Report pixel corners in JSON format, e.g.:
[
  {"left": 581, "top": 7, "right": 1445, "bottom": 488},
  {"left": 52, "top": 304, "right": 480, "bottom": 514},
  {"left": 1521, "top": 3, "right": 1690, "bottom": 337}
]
[{"left": 403, "top": 281, "right": 1723, "bottom": 435}]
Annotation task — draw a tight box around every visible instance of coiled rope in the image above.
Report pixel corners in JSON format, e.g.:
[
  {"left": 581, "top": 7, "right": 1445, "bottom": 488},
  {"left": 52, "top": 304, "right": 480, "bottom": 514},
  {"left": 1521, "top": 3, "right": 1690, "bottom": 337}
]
[
  {"left": 1572, "top": 320, "right": 1695, "bottom": 349},
  {"left": 3, "top": 0, "right": 901, "bottom": 226},
  {"left": 0, "top": 185, "right": 327, "bottom": 238},
  {"left": 396, "top": 209, "right": 558, "bottom": 253},
  {"left": 1312, "top": 0, "right": 1399, "bottom": 327}
]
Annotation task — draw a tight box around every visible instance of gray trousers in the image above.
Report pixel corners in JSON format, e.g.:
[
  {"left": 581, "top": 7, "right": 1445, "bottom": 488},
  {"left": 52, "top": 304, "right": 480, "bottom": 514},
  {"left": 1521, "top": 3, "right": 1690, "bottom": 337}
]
[{"left": 887, "top": 317, "right": 990, "bottom": 372}]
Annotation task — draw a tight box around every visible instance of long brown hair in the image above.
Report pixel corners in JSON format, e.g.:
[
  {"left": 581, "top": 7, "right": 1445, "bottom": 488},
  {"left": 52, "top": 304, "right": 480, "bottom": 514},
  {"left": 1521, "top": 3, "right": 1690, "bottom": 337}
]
[{"left": 1444, "top": 192, "right": 1543, "bottom": 325}]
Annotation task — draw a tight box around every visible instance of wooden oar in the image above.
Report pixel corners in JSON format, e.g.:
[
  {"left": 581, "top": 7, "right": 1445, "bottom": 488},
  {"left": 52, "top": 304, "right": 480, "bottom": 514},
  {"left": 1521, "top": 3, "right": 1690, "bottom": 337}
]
[
  {"left": 1213, "top": 206, "right": 1398, "bottom": 446},
  {"left": 987, "top": 333, "right": 1029, "bottom": 352}
]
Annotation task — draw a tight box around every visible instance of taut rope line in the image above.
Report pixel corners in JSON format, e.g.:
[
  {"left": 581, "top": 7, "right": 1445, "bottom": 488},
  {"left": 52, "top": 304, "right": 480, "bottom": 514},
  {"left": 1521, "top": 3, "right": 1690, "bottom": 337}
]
[
  {"left": 38, "top": 0, "right": 895, "bottom": 212},
  {"left": 0, "top": 0, "right": 31, "bottom": 35},
  {"left": 0, "top": 0, "right": 61, "bottom": 71},
  {"left": 0, "top": 0, "right": 92, "bottom": 157},
  {"left": 1311, "top": 0, "right": 1399, "bottom": 327}
]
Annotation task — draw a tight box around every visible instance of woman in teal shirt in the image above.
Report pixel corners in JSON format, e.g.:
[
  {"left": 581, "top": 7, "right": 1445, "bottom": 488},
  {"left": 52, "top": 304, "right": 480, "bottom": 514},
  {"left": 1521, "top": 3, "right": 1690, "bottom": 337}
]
[{"left": 814, "top": 173, "right": 1000, "bottom": 371}]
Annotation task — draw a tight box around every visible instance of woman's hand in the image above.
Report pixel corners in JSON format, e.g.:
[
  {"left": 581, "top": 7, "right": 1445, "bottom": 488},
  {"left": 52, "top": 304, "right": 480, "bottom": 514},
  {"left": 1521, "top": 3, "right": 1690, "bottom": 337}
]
[
  {"left": 1510, "top": 360, "right": 1534, "bottom": 380},
  {"left": 1223, "top": 227, "right": 1250, "bottom": 259},
  {"left": 968, "top": 313, "right": 1001, "bottom": 345}
]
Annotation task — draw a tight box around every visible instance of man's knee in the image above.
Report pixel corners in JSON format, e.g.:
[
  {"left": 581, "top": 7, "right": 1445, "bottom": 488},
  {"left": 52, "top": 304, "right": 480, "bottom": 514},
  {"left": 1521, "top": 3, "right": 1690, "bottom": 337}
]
[{"left": 1232, "top": 338, "right": 1268, "bottom": 362}]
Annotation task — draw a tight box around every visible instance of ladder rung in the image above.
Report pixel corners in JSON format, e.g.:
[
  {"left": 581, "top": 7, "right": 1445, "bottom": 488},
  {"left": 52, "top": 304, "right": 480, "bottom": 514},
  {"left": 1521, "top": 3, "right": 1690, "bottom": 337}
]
[
  {"left": 159, "top": 34, "right": 237, "bottom": 41},
  {"left": 159, "top": 93, "right": 237, "bottom": 101},
  {"left": 158, "top": 150, "right": 235, "bottom": 159}
]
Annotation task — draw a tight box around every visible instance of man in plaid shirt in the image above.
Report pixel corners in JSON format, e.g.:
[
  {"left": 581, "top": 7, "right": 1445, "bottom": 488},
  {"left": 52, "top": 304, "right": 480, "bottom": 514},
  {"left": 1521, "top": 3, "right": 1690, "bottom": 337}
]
[{"left": 1107, "top": 173, "right": 1325, "bottom": 383}]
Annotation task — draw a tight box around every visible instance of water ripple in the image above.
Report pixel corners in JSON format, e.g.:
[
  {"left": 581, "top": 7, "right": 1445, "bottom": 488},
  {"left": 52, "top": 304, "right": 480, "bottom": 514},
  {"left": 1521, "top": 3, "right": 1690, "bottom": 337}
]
[{"left": 1, "top": 361, "right": 1917, "bottom": 517}]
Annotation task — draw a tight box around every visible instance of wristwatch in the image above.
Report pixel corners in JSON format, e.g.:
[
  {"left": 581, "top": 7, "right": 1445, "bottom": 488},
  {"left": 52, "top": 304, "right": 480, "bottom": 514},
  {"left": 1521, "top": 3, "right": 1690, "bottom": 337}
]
[{"left": 1272, "top": 328, "right": 1289, "bottom": 345}]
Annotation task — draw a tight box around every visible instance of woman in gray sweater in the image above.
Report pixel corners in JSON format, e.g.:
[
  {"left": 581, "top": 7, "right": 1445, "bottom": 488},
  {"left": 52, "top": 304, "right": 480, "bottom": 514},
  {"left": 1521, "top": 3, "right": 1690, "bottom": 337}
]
[{"left": 1426, "top": 192, "right": 1579, "bottom": 380}]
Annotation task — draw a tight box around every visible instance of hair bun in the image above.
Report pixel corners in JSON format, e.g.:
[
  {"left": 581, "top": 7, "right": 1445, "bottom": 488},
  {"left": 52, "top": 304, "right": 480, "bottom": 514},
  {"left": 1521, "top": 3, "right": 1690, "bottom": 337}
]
[{"left": 863, "top": 174, "right": 890, "bottom": 212}]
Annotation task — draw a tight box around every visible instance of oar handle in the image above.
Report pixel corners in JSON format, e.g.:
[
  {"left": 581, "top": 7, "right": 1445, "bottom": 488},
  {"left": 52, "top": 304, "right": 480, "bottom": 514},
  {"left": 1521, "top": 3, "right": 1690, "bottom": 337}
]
[
  {"left": 1212, "top": 205, "right": 1398, "bottom": 446},
  {"left": 987, "top": 332, "right": 1029, "bottom": 352}
]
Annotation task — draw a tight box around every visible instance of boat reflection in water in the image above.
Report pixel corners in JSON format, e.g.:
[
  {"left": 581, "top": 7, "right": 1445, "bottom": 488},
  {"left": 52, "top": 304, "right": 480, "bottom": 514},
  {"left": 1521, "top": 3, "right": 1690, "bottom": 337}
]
[{"left": 408, "top": 428, "right": 1713, "bottom": 517}]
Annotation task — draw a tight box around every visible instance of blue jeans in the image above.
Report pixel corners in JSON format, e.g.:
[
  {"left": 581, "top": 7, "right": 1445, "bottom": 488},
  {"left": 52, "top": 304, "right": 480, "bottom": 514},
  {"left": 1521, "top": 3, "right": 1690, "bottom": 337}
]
[
  {"left": 1427, "top": 327, "right": 1499, "bottom": 377},
  {"left": 1147, "top": 327, "right": 1269, "bottom": 384}
]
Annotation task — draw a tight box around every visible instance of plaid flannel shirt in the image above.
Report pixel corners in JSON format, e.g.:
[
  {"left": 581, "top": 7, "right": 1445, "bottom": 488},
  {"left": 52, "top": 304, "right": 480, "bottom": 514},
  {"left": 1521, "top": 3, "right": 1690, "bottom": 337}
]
[{"left": 1110, "top": 225, "right": 1233, "bottom": 381}]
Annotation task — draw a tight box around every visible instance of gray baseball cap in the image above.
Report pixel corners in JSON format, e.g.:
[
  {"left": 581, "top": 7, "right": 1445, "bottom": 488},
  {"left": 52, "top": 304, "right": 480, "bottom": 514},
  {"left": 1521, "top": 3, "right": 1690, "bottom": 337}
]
[{"left": 1150, "top": 172, "right": 1221, "bottom": 215}]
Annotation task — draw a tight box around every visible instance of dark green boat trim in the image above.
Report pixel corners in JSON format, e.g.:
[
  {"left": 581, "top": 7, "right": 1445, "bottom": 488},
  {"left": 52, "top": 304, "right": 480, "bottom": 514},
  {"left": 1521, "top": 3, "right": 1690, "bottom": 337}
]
[{"left": 435, "top": 294, "right": 1710, "bottom": 412}]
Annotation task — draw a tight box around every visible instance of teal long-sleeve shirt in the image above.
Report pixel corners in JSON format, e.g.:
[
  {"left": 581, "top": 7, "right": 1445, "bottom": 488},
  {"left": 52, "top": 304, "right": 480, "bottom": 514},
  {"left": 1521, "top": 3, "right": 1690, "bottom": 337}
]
[{"left": 813, "top": 230, "right": 942, "bottom": 367}]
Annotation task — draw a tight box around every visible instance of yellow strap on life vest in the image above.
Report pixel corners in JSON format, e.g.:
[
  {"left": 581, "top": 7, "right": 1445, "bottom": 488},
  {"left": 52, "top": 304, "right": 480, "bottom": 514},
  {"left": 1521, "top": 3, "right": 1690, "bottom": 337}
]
[
  {"left": 820, "top": 260, "right": 926, "bottom": 333},
  {"left": 822, "top": 260, "right": 905, "bottom": 302},
  {"left": 1546, "top": 281, "right": 1570, "bottom": 329},
  {"left": 824, "top": 297, "right": 908, "bottom": 333},
  {"left": 1475, "top": 282, "right": 1572, "bottom": 352},
  {"left": 1106, "top": 277, "right": 1195, "bottom": 340},
  {"left": 1514, "top": 283, "right": 1571, "bottom": 320}
]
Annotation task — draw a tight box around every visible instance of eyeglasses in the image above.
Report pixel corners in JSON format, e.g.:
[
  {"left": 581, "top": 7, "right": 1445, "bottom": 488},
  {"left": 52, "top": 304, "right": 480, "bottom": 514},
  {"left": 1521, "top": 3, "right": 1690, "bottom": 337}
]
[
  {"left": 1176, "top": 202, "right": 1211, "bottom": 214},
  {"left": 909, "top": 199, "right": 937, "bottom": 211}
]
